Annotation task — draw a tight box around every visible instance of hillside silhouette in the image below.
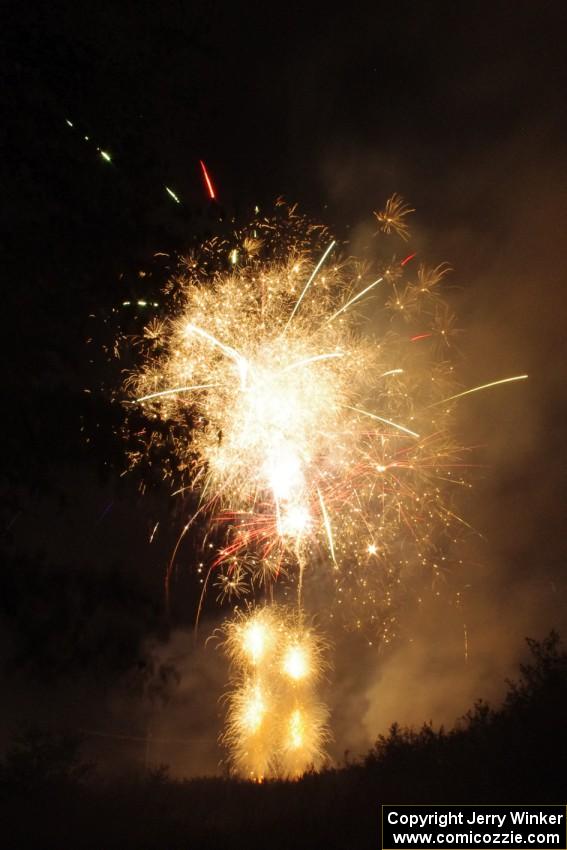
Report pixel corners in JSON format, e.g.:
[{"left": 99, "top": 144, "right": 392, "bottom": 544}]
[{"left": 1, "top": 632, "right": 565, "bottom": 849}]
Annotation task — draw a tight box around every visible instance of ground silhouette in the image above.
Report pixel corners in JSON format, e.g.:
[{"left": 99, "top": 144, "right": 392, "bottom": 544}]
[{"left": 1, "top": 632, "right": 565, "bottom": 849}]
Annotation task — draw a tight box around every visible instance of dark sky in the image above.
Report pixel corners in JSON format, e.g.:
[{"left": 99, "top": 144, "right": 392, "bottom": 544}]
[{"left": 2, "top": 1, "right": 567, "bottom": 775}]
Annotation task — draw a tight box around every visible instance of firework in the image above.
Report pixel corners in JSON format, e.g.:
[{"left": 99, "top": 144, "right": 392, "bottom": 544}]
[
  {"left": 125, "top": 202, "right": 528, "bottom": 639},
  {"left": 123, "top": 199, "right": 527, "bottom": 778},
  {"left": 221, "top": 605, "right": 330, "bottom": 778},
  {"left": 200, "top": 159, "right": 216, "bottom": 200},
  {"left": 223, "top": 606, "right": 327, "bottom": 680},
  {"left": 374, "top": 193, "right": 415, "bottom": 241},
  {"left": 127, "top": 202, "right": 475, "bottom": 636}
]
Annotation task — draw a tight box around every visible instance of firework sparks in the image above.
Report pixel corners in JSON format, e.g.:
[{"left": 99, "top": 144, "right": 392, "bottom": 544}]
[
  {"left": 221, "top": 605, "right": 329, "bottom": 778},
  {"left": 284, "top": 240, "right": 336, "bottom": 329},
  {"left": 327, "top": 276, "right": 384, "bottom": 323},
  {"left": 125, "top": 202, "right": 505, "bottom": 635},
  {"left": 134, "top": 383, "right": 218, "bottom": 403},
  {"left": 374, "top": 193, "right": 415, "bottom": 241},
  {"left": 282, "top": 644, "right": 309, "bottom": 681},
  {"left": 430, "top": 374, "right": 529, "bottom": 406},
  {"left": 122, "top": 200, "right": 528, "bottom": 779}
]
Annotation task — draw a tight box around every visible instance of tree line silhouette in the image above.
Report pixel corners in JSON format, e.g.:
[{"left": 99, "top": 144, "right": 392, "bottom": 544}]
[{"left": 1, "top": 632, "right": 565, "bottom": 849}]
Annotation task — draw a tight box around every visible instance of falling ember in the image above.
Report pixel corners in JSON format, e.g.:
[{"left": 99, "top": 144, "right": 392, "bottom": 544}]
[
  {"left": 199, "top": 159, "right": 216, "bottom": 200},
  {"left": 165, "top": 185, "right": 181, "bottom": 204},
  {"left": 149, "top": 521, "right": 159, "bottom": 543}
]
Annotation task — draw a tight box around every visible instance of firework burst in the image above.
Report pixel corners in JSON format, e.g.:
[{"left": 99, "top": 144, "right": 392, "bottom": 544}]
[
  {"left": 126, "top": 202, "right": 472, "bottom": 637},
  {"left": 374, "top": 193, "right": 415, "bottom": 241},
  {"left": 122, "top": 199, "right": 527, "bottom": 777}
]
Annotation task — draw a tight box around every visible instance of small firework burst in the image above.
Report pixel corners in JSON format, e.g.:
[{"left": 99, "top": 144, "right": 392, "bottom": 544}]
[{"left": 374, "top": 193, "right": 415, "bottom": 241}]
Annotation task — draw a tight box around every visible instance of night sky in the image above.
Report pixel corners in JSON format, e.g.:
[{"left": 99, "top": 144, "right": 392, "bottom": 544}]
[{"left": 2, "top": 1, "right": 567, "bottom": 776}]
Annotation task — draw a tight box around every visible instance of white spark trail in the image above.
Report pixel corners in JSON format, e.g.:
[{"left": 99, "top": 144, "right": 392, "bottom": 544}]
[
  {"left": 135, "top": 383, "right": 218, "bottom": 403},
  {"left": 327, "top": 277, "right": 384, "bottom": 323},
  {"left": 429, "top": 374, "right": 528, "bottom": 407},
  {"left": 284, "top": 241, "right": 336, "bottom": 330},
  {"left": 343, "top": 405, "right": 420, "bottom": 438},
  {"left": 280, "top": 352, "right": 344, "bottom": 373}
]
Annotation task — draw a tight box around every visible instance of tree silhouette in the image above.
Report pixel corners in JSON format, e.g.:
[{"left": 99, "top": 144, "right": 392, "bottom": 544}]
[{"left": 0, "top": 631, "right": 565, "bottom": 849}]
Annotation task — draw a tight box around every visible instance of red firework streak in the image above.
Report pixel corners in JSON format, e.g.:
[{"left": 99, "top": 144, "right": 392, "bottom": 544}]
[
  {"left": 199, "top": 159, "right": 216, "bottom": 200},
  {"left": 400, "top": 251, "right": 417, "bottom": 267}
]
